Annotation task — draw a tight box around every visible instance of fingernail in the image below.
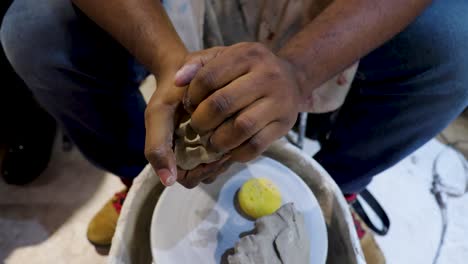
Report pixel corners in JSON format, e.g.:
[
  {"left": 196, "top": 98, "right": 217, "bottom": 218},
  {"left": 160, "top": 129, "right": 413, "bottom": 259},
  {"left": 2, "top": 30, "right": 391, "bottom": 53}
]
[
  {"left": 166, "top": 174, "right": 177, "bottom": 186},
  {"left": 157, "top": 169, "right": 176, "bottom": 186},
  {"left": 175, "top": 64, "right": 200, "bottom": 86}
]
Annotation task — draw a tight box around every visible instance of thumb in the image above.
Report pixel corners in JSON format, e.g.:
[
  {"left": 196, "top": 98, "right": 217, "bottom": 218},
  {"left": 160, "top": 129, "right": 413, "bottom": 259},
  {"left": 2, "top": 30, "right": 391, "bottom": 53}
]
[
  {"left": 174, "top": 47, "right": 224, "bottom": 87},
  {"left": 144, "top": 101, "right": 178, "bottom": 187}
]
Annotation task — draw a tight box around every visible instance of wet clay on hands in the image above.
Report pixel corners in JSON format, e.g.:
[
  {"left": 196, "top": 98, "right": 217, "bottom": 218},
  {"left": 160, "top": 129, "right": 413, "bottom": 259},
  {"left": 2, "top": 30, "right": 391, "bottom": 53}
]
[{"left": 174, "top": 115, "right": 224, "bottom": 170}]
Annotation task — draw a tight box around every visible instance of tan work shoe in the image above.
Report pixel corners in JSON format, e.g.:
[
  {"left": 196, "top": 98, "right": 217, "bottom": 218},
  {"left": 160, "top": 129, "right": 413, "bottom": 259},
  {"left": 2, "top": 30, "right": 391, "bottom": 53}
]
[
  {"left": 87, "top": 189, "right": 127, "bottom": 247},
  {"left": 345, "top": 190, "right": 390, "bottom": 264},
  {"left": 351, "top": 209, "right": 386, "bottom": 264}
]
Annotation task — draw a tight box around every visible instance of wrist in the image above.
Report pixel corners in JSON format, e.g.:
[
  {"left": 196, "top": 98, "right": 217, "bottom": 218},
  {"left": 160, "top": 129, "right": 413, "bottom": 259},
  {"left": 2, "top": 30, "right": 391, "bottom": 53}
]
[
  {"left": 150, "top": 51, "right": 188, "bottom": 80},
  {"left": 278, "top": 55, "right": 312, "bottom": 112}
]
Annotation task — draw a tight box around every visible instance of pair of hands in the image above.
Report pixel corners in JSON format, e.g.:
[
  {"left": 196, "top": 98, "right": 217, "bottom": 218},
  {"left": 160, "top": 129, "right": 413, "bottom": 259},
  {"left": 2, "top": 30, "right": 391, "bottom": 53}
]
[{"left": 144, "top": 42, "right": 304, "bottom": 188}]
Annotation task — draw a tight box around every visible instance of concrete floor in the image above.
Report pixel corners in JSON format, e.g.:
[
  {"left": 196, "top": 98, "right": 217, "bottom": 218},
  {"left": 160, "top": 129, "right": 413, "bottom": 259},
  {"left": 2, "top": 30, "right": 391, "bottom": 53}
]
[
  {"left": 0, "top": 140, "right": 122, "bottom": 264},
  {"left": 0, "top": 111, "right": 466, "bottom": 263},
  {"left": 370, "top": 139, "right": 468, "bottom": 264}
]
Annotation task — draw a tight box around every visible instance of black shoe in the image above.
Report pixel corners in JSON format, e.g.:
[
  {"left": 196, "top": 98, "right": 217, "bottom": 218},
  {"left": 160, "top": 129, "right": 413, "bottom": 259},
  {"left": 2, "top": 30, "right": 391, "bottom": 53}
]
[{"left": 1, "top": 113, "right": 56, "bottom": 185}]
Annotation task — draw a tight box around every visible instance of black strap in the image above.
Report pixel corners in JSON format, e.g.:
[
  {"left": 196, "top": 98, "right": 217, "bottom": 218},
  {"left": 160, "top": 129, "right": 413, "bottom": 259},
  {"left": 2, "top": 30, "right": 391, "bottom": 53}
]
[{"left": 352, "top": 189, "right": 390, "bottom": 236}]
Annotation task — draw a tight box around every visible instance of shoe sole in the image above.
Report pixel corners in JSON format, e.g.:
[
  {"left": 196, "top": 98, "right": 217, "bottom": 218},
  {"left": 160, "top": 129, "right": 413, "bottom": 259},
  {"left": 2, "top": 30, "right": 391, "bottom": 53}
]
[{"left": 87, "top": 238, "right": 111, "bottom": 249}]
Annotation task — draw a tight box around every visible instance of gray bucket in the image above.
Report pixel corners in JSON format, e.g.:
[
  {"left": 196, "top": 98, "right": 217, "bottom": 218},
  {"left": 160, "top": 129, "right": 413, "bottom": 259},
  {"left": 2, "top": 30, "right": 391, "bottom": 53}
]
[{"left": 108, "top": 139, "right": 365, "bottom": 264}]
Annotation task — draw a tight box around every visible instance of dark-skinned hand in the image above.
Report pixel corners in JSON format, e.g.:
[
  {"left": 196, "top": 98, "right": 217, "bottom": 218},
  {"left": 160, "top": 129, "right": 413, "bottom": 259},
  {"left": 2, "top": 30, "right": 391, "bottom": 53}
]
[{"left": 171, "top": 42, "right": 303, "bottom": 187}]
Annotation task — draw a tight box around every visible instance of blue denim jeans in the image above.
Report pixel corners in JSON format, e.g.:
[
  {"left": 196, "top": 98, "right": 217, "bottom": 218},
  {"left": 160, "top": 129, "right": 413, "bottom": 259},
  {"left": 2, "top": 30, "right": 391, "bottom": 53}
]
[{"left": 1, "top": 0, "right": 467, "bottom": 193}]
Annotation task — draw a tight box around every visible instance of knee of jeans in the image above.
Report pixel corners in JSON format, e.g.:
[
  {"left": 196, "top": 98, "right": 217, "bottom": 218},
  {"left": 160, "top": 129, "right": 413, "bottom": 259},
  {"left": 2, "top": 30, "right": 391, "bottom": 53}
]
[
  {"left": 438, "top": 32, "right": 468, "bottom": 101},
  {"left": 1, "top": 1, "right": 66, "bottom": 92},
  {"left": 442, "top": 32, "right": 468, "bottom": 85},
  {"left": 422, "top": 3, "right": 468, "bottom": 87},
  {"left": 400, "top": 15, "right": 468, "bottom": 98}
]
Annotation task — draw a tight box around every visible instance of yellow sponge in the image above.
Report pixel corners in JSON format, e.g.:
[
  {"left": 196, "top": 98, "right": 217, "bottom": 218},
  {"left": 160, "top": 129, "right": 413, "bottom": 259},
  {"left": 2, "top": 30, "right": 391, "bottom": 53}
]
[{"left": 237, "top": 178, "right": 282, "bottom": 219}]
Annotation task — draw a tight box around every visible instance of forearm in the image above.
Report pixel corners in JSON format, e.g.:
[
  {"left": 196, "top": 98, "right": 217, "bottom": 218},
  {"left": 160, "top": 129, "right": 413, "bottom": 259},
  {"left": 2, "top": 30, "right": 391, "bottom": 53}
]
[
  {"left": 72, "top": 0, "right": 187, "bottom": 78},
  {"left": 278, "top": 0, "right": 432, "bottom": 111}
]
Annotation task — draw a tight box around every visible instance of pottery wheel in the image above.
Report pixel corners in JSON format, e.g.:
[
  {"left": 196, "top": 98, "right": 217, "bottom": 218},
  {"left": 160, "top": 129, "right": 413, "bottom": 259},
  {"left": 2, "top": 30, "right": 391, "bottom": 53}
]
[{"left": 150, "top": 156, "right": 328, "bottom": 264}]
